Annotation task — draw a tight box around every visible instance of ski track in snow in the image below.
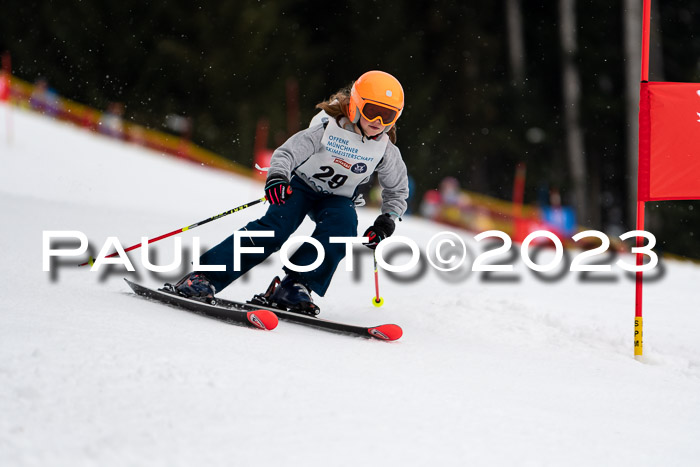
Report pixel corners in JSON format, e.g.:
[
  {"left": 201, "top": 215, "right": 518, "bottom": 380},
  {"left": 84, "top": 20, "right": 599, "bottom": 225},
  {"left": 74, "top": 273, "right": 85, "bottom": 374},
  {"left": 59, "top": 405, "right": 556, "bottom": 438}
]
[{"left": 1, "top": 104, "right": 699, "bottom": 466}]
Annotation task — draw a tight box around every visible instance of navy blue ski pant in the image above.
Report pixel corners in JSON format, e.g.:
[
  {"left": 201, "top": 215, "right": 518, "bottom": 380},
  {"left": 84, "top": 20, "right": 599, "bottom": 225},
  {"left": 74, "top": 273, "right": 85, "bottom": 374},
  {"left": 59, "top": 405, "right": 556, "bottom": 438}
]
[{"left": 198, "top": 177, "right": 358, "bottom": 296}]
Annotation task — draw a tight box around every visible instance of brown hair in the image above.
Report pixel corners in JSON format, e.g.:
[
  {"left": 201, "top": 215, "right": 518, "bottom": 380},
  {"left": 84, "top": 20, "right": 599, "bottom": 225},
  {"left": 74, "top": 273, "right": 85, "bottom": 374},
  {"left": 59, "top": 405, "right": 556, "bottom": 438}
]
[{"left": 315, "top": 84, "right": 398, "bottom": 144}]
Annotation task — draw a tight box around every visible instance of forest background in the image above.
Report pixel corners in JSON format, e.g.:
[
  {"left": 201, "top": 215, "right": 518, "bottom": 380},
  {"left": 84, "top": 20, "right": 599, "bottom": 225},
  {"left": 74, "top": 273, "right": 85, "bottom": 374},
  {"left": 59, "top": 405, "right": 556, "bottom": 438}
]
[{"left": 1, "top": 0, "right": 698, "bottom": 257}]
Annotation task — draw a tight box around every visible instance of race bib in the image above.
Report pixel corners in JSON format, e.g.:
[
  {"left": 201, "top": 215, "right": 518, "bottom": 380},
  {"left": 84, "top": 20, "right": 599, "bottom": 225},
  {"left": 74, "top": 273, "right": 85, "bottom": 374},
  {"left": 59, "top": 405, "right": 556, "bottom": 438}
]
[{"left": 295, "top": 117, "right": 388, "bottom": 197}]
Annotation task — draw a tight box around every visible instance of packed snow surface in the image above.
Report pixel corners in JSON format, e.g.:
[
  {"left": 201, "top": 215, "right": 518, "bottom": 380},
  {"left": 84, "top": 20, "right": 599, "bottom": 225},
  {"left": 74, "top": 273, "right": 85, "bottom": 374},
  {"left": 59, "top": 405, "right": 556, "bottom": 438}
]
[{"left": 1, "top": 104, "right": 699, "bottom": 466}]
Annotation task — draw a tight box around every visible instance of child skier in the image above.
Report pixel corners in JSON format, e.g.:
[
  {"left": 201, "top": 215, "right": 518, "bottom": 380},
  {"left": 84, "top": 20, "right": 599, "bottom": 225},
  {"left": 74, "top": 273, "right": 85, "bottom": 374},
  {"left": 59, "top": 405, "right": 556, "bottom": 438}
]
[{"left": 172, "top": 70, "right": 410, "bottom": 315}]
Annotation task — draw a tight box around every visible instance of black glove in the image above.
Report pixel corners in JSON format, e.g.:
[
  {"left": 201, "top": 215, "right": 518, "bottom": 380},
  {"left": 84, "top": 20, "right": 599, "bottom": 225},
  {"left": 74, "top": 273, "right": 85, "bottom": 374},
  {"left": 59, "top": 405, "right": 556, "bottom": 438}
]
[
  {"left": 363, "top": 213, "right": 396, "bottom": 249},
  {"left": 265, "top": 175, "right": 292, "bottom": 205}
]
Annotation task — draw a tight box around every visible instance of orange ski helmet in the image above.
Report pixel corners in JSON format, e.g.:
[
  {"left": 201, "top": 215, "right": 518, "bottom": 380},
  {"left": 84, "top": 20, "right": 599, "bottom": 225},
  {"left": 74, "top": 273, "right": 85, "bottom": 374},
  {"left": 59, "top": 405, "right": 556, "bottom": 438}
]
[{"left": 348, "top": 70, "right": 404, "bottom": 128}]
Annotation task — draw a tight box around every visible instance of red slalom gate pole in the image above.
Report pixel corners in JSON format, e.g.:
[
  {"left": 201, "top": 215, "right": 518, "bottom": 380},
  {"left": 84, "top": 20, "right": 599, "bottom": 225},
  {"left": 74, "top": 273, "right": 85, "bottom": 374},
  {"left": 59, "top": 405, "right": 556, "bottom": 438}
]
[
  {"left": 634, "top": 201, "right": 646, "bottom": 358},
  {"left": 79, "top": 197, "right": 266, "bottom": 267},
  {"left": 634, "top": 0, "right": 651, "bottom": 359}
]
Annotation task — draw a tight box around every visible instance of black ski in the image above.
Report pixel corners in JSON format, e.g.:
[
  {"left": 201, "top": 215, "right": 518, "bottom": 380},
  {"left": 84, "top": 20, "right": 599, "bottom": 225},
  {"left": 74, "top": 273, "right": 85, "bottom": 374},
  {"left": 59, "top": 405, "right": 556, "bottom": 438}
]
[
  {"left": 210, "top": 295, "right": 403, "bottom": 341},
  {"left": 124, "top": 279, "right": 402, "bottom": 341},
  {"left": 124, "top": 279, "right": 278, "bottom": 331}
]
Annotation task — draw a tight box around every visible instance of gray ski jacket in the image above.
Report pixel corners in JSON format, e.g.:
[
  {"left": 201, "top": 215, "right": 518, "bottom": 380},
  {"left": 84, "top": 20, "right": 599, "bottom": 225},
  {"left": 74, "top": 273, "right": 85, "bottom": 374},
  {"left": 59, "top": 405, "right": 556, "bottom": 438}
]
[{"left": 267, "top": 118, "right": 409, "bottom": 218}]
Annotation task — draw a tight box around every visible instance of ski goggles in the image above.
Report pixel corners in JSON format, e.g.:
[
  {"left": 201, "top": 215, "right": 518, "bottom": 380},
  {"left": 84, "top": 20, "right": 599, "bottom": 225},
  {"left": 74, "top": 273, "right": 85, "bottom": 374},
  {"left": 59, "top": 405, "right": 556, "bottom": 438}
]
[{"left": 358, "top": 100, "right": 401, "bottom": 126}]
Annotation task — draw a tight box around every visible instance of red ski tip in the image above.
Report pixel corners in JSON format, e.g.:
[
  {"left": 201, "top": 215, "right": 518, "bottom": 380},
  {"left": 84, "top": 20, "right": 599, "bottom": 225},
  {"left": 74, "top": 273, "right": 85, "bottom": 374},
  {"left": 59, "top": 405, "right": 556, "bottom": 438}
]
[
  {"left": 367, "top": 324, "right": 403, "bottom": 341},
  {"left": 247, "top": 310, "right": 278, "bottom": 330}
]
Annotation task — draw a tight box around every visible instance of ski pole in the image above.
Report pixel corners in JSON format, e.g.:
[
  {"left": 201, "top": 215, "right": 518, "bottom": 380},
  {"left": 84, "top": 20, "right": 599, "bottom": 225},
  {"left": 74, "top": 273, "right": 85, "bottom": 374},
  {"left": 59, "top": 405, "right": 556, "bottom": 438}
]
[
  {"left": 372, "top": 250, "right": 384, "bottom": 307},
  {"left": 79, "top": 196, "right": 267, "bottom": 267}
]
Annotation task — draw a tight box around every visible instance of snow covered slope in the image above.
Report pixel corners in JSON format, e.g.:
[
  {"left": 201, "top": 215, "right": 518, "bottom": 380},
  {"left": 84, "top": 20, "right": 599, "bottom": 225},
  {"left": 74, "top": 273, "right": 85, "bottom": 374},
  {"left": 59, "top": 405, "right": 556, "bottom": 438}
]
[{"left": 1, "top": 104, "right": 699, "bottom": 466}]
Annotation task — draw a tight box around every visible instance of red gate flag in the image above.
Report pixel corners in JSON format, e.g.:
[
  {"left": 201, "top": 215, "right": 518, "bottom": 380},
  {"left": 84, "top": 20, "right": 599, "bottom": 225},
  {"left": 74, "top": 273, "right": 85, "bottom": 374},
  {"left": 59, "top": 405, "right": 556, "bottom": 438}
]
[{"left": 638, "top": 81, "right": 700, "bottom": 201}]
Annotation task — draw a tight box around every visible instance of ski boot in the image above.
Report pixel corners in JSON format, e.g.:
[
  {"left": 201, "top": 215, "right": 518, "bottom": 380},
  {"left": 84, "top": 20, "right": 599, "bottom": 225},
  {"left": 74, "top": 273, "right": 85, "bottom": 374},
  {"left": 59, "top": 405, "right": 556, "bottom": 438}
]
[
  {"left": 166, "top": 272, "right": 217, "bottom": 304},
  {"left": 250, "top": 275, "right": 320, "bottom": 317}
]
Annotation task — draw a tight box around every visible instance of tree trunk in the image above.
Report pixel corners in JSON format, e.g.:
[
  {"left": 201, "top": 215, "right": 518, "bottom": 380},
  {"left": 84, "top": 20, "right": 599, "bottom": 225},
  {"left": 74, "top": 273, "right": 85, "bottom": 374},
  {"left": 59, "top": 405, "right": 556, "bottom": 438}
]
[
  {"left": 559, "top": 0, "right": 589, "bottom": 224},
  {"left": 505, "top": 0, "right": 526, "bottom": 86},
  {"left": 623, "top": 0, "right": 642, "bottom": 230}
]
